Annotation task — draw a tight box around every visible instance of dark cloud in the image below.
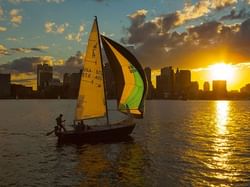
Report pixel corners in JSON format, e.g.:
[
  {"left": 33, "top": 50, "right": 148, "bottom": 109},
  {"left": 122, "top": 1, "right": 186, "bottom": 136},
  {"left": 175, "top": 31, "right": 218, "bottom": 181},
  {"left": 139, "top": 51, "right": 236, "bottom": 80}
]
[
  {"left": 10, "top": 47, "right": 44, "bottom": 53},
  {"left": 54, "top": 51, "right": 83, "bottom": 75},
  {"left": 0, "top": 57, "right": 48, "bottom": 73},
  {"left": 162, "top": 12, "right": 180, "bottom": 32},
  {"left": 221, "top": 8, "right": 250, "bottom": 20},
  {"left": 122, "top": 14, "right": 250, "bottom": 69}
]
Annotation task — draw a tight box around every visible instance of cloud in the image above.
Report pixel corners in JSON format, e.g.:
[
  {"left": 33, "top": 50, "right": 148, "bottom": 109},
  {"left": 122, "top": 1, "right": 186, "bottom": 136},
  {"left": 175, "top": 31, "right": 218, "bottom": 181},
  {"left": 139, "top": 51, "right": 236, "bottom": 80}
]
[
  {"left": 0, "top": 57, "right": 44, "bottom": 73},
  {"left": 10, "top": 47, "right": 45, "bottom": 53},
  {"left": 45, "top": 21, "right": 69, "bottom": 34},
  {"left": 8, "top": 0, "right": 34, "bottom": 4},
  {"left": 0, "top": 51, "right": 82, "bottom": 75},
  {"left": 210, "top": 0, "right": 237, "bottom": 9},
  {"left": 46, "top": 0, "right": 64, "bottom": 3},
  {"left": 36, "top": 45, "right": 49, "bottom": 50},
  {"left": 122, "top": 11, "right": 250, "bottom": 70},
  {"left": 9, "top": 9, "right": 23, "bottom": 26},
  {"left": 0, "top": 6, "right": 3, "bottom": 18},
  {"left": 6, "top": 36, "right": 24, "bottom": 41},
  {"left": 0, "top": 44, "right": 9, "bottom": 56},
  {"left": 124, "top": 1, "right": 239, "bottom": 45},
  {"left": 220, "top": 8, "right": 250, "bottom": 20},
  {"left": 65, "top": 24, "right": 85, "bottom": 42},
  {"left": 7, "top": 37, "right": 17, "bottom": 41},
  {"left": 0, "top": 26, "right": 7, "bottom": 32},
  {"left": 10, "top": 72, "right": 37, "bottom": 89}
]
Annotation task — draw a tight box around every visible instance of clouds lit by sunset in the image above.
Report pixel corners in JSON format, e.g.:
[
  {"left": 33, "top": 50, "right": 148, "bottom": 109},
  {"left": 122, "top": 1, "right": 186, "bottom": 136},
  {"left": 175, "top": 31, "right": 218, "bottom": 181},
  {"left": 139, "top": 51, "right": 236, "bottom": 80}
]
[{"left": 0, "top": 0, "right": 250, "bottom": 90}]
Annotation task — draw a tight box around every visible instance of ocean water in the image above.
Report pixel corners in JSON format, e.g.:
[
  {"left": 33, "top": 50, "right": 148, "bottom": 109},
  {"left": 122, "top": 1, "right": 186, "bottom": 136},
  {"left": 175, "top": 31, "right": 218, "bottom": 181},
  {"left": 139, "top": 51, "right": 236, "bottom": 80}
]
[{"left": 0, "top": 100, "right": 249, "bottom": 186}]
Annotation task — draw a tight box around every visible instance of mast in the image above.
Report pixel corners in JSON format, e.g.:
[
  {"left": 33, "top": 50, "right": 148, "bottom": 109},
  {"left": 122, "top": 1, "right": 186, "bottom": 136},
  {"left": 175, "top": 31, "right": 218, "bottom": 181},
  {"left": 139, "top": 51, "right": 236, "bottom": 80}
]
[{"left": 95, "top": 16, "right": 110, "bottom": 126}]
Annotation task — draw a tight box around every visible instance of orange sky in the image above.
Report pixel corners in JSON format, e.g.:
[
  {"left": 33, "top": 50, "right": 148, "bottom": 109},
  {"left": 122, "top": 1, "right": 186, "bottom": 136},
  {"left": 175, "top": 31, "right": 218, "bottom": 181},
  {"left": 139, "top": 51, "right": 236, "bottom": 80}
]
[{"left": 151, "top": 62, "right": 250, "bottom": 91}]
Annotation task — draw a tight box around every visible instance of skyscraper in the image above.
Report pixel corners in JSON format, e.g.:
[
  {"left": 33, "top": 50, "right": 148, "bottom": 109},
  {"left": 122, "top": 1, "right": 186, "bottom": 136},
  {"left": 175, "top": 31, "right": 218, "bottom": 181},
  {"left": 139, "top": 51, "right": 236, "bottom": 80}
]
[
  {"left": 0, "top": 73, "right": 11, "bottom": 98},
  {"left": 203, "top": 81, "right": 210, "bottom": 92},
  {"left": 175, "top": 69, "right": 191, "bottom": 96},
  {"left": 37, "top": 64, "right": 53, "bottom": 91},
  {"left": 212, "top": 80, "right": 227, "bottom": 98},
  {"left": 156, "top": 66, "right": 174, "bottom": 98}
]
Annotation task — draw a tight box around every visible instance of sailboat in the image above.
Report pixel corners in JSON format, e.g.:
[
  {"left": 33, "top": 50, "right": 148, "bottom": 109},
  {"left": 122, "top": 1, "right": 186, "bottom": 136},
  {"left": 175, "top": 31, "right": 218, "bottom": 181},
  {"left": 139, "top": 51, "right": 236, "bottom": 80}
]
[{"left": 55, "top": 17, "right": 147, "bottom": 143}]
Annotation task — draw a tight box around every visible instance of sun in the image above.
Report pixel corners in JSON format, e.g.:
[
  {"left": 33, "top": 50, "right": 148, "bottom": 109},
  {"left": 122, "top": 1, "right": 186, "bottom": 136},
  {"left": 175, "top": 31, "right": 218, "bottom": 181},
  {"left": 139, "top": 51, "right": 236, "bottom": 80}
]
[{"left": 209, "top": 62, "right": 235, "bottom": 82}]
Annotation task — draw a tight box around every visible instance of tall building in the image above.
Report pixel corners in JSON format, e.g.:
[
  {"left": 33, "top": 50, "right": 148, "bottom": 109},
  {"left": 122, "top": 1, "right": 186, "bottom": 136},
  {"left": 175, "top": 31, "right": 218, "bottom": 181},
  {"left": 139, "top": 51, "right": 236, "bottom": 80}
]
[
  {"left": 0, "top": 73, "right": 11, "bottom": 98},
  {"left": 240, "top": 83, "right": 250, "bottom": 94},
  {"left": 189, "top": 81, "right": 199, "bottom": 98},
  {"left": 175, "top": 69, "right": 191, "bottom": 96},
  {"left": 156, "top": 66, "right": 174, "bottom": 98},
  {"left": 203, "top": 81, "right": 210, "bottom": 92},
  {"left": 37, "top": 64, "right": 53, "bottom": 91},
  {"left": 212, "top": 80, "right": 227, "bottom": 98},
  {"left": 161, "top": 66, "right": 174, "bottom": 94},
  {"left": 63, "top": 70, "right": 81, "bottom": 98}
]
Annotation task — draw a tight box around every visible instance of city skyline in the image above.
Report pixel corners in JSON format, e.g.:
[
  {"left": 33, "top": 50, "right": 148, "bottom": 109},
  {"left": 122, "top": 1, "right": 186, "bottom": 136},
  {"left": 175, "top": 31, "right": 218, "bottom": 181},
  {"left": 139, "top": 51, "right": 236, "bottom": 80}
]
[
  {"left": 0, "top": 0, "right": 250, "bottom": 90},
  {"left": 1, "top": 63, "right": 250, "bottom": 100}
]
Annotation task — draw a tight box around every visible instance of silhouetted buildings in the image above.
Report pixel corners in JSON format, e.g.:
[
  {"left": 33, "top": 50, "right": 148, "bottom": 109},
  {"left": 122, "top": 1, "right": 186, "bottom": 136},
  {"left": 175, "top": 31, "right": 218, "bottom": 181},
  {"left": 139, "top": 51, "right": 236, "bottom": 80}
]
[
  {"left": 155, "top": 67, "right": 192, "bottom": 99},
  {"left": 156, "top": 66, "right": 175, "bottom": 98},
  {"left": 37, "top": 64, "right": 53, "bottom": 92},
  {"left": 203, "top": 81, "right": 210, "bottom": 92},
  {"left": 240, "top": 83, "right": 250, "bottom": 99},
  {"left": 0, "top": 73, "right": 11, "bottom": 98},
  {"left": 63, "top": 71, "right": 81, "bottom": 98},
  {"left": 189, "top": 81, "right": 199, "bottom": 98},
  {"left": 11, "top": 84, "right": 33, "bottom": 99},
  {"left": 1, "top": 63, "right": 250, "bottom": 100},
  {"left": 212, "top": 80, "right": 227, "bottom": 99},
  {"left": 175, "top": 69, "right": 191, "bottom": 97}
]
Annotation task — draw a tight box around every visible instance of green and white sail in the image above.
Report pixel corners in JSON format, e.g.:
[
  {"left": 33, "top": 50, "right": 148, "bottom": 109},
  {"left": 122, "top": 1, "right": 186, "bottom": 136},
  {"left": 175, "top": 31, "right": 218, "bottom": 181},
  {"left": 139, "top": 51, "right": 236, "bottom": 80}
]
[
  {"left": 101, "top": 35, "right": 147, "bottom": 118},
  {"left": 75, "top": 18, "right": 106, "bottom": 120}
]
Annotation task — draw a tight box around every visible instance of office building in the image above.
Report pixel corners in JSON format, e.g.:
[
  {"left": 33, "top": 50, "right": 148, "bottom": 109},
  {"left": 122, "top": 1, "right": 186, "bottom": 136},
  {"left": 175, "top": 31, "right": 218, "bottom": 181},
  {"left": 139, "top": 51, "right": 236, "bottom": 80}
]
[
  {"left": 0, "top": 73, "right": 11, "bottom": 98},
  {"left": 175, "top": 69, "right": 191, "bottom": 96},
  {"left": 156, "top": 66, "right": 174, "bottom": 98},
  {"left": 63, "top": 70, "right": 81, "bottom": 98},
  {"left": 203, "top": 81, "right": 210, "bottom": 92},
  {"left": 212, "top": 80, "right": 227, "bottom": 98},
  {"left": 37, "top": 64, "right": 53, "bottom": 91}
]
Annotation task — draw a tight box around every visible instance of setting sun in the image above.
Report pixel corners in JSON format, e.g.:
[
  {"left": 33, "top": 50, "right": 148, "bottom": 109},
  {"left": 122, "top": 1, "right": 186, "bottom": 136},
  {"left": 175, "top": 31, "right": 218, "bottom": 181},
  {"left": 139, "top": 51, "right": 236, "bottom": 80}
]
[{"left": 209, "top": 63, "right": 235, "bottom": 82}]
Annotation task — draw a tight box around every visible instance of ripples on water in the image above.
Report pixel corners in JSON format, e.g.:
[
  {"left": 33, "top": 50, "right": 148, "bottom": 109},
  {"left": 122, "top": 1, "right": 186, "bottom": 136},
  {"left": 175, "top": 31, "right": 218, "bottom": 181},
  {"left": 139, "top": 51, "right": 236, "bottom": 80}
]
[{"left": 0, "top": 100, "right": 249, "bottom": 186}]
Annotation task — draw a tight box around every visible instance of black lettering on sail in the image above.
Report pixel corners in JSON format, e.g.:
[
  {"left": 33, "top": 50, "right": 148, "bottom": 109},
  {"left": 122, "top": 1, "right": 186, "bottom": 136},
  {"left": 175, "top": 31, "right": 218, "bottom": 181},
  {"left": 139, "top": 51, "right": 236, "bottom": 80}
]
[{"left": 92, "top": 43, "right": 97, "bottom": 58}]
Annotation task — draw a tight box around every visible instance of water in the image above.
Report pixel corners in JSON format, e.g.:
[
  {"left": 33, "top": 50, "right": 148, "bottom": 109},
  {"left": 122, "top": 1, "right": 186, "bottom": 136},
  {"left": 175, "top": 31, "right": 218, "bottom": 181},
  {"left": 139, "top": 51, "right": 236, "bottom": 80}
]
[{"left": 0, "top": 100, "right": 250, "bottom": 186}]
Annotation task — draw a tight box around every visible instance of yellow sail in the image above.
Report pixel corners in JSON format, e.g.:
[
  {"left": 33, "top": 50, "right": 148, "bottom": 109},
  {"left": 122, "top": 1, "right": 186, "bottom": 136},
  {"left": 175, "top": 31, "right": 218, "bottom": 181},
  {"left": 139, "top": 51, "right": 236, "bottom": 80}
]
[{"left": 75, "top": 18, "right": 106, "bottom": 120}]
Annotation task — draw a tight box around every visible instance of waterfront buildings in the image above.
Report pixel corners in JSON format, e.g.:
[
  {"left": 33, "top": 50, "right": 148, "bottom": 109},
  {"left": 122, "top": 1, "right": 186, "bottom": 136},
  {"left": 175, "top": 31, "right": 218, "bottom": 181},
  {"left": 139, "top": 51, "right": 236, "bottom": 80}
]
[
  {"left": 37, "top": 64, "right": 53, "bottom": 92},
  {"left": 212, "top": 80, "right": 227, "bottom": 99},
  {"left": 0, "top": 73, "right": 11, "bottom": 98}
]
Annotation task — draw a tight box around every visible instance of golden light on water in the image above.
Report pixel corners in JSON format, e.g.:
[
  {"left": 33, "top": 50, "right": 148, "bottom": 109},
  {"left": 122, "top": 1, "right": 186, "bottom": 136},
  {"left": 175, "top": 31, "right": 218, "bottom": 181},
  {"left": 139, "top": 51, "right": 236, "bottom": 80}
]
[
  {"left": 215, "top": 101, "right": 229, "bottom": 135},
  {"left": 209, "top": 101, "right": 240, "bottom": 183}
]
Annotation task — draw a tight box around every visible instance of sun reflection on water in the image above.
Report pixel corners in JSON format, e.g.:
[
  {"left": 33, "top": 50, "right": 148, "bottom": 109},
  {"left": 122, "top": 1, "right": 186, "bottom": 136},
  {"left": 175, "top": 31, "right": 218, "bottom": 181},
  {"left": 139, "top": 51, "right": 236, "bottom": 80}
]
[
  {"left": 215, "top": 101, "right": 229, "bottom": 135},
  {"left": 208, "top": 101, "right": 240, "bottom": 185}
]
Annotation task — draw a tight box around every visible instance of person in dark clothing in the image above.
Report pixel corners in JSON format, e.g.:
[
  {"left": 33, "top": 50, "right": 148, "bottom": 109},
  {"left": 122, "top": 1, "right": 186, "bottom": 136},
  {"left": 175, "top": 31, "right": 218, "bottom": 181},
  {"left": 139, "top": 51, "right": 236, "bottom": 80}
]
[{"left": 56, "top": 114, "right": 66, "bottom": 132}]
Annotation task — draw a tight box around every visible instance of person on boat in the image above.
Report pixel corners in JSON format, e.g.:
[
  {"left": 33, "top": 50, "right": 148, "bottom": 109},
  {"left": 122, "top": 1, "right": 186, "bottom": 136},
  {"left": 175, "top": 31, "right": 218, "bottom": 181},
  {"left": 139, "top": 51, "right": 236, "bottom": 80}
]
[
  {"left": 76, "top": 120, "right": 85, "bottom": 131},
  {"left": 56, "top": 114, "right": 66, "bottom": 132}
]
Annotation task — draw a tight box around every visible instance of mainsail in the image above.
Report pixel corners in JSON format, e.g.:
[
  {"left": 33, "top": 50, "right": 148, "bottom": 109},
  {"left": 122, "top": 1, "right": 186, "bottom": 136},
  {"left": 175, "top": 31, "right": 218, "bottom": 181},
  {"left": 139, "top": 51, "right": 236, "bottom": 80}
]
[
  {"left": 101, "top": 35, "right": 147, "bottom": 118},
  {"left": 75, "top": 18, "right": 106, "bottom": 120}
]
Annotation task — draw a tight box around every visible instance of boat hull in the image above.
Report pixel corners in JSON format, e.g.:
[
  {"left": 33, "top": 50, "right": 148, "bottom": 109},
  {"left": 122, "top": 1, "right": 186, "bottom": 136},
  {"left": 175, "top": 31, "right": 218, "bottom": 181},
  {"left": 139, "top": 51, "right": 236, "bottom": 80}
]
[{"left": 56, "top": 122, "right": 136, "bottom": 144}]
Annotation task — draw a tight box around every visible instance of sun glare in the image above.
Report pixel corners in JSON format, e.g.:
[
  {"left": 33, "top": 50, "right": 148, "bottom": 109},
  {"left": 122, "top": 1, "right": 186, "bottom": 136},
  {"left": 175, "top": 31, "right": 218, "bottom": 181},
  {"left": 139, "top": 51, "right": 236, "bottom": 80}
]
[{"left": 209, "top": 63, "right": 235, "bottom": 82}]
